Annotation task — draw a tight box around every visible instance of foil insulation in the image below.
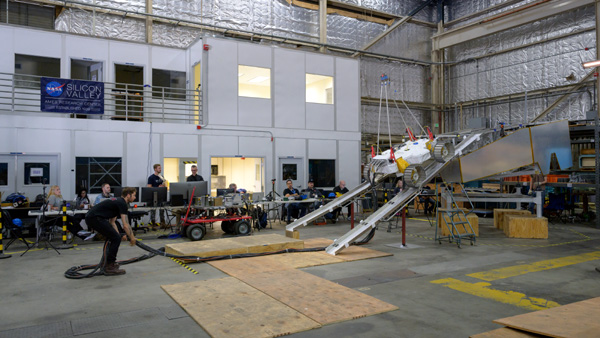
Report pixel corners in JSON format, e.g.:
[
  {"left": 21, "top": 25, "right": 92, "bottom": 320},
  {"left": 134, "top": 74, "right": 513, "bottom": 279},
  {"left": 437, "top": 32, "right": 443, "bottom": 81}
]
[
  {"left": 361, "top": 60, "right": 430, "bottom": 103},
  {"left": 336, "top": 0, "right": 434, "bottom": 22},
  {"left": 446, "top": 5, "right": 596, "bottom": 125},
  {"left": 56, "top": 8, "right": 146, "bottom": 42},
  {"left": 362, "top": 104, "right": 429, "bottom": 136},
  {"left": 445, "top": 0, "right": 537, "bottom": 27}
]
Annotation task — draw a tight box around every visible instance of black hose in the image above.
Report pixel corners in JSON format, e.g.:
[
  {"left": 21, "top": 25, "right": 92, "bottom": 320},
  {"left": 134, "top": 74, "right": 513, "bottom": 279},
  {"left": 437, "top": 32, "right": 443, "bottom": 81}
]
[{"left": 64, "top": 240, "right": 327, "bottom": 279}]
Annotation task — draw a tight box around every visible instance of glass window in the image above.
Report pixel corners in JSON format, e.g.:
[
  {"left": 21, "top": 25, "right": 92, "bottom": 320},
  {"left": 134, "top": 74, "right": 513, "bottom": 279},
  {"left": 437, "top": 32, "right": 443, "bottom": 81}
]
[
  {"left": 15, "top": 54, "right": 60, "bottom": 89},
  {"left": 306, "top": 74, "right": 334, "bottom": 104},
  {"left": 76, "top": 157, "right": 122, "bottom": 194},
  {"left": 309, "top": 159, "right": 335, "bottom": 187},
  {"left": 238, "top": 65, "right": 271, "bottom": 99},
  {"left": 0, "top": 163, "right": 7, "bottom": 186},
  {"left": 152, "top": 69, "right": 186, "bottom": 100},
  {"left": 24, "top": 163, "right": 49, "bottom": 185},
  {"left": 71, "top": 59, "right": 103, "bottom": 81},
  {"left": 282, "top": 164, "right": 297, "bottom": 181},
  {"left": 0, "top": 0, "right": 55, "bottom": 30}
]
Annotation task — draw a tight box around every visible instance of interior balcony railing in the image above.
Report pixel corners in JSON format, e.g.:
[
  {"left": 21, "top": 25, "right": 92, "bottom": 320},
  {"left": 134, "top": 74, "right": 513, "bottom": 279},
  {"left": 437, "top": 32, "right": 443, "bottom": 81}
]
[{"left": 0, "top": 72, "right": 203, "bottom": 124}]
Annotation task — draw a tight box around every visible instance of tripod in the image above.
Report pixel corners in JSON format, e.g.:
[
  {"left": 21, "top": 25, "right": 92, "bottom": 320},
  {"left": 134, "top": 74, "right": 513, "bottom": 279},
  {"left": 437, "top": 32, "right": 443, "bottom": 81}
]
[
  {"left": 24, "top": 183, "right": 60, "bottom": 256},
  {"left": 265, "top": 179, "right": 280, "bottom": 201}
]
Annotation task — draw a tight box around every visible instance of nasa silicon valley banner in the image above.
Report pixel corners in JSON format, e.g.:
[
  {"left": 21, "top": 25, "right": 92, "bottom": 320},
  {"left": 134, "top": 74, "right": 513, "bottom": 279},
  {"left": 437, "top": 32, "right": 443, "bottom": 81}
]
[{"left": 41, "top": 77, "right": 104, "bottom": 114}]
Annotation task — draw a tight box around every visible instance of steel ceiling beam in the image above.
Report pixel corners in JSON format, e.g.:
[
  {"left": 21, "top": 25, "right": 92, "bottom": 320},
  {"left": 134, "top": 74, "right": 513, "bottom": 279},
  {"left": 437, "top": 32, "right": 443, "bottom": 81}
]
[{"left": 432, "top": 0, "right": 594, "bottom": 50}]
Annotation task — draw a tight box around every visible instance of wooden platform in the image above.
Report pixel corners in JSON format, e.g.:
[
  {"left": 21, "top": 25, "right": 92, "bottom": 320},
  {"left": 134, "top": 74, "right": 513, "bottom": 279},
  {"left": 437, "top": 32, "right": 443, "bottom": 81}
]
[
  {"left": 165, "top": 234, "right": 304, "bottom": 257},
  {"left": 492, "top": 296, "right": 600, "bottom": 337},
  {"left": 470, "top": 327, "right": 543, "bottom": 338},
  {"left": 164, "top": 238, "right": 397, "bottom": 337},
  {"left": 162, "top": 277, "right": 320, "bottom": 338},
  {"left": 503, "top": 215, "right": 548, "bottom": 239},
  {"left": 494, "top": 209, "right": 532, "bottom": 230}
]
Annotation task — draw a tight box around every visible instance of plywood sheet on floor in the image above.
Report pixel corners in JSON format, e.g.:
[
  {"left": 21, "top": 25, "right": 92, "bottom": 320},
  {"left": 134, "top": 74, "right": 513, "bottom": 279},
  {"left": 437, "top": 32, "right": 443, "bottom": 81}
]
[
  {"left": 493, "top": 296, "right": 600, "bottom": 337},
  {"left": 165, "top": 234, "right": 304, "bottom": 257},
  {"left": 470, "top": 327, "right": 544, "bottom": 338},
  {"left": 161, "top": 277, "right": 320, "bottom": 338},
  {"left": 236, "top": 268, "right": 398, "bottom": 325}
]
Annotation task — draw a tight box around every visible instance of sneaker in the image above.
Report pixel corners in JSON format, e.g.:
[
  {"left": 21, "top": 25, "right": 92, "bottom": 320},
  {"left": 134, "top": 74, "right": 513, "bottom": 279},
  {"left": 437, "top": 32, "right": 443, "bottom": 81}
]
[
  {"left": 77, "top": 230, "right": 92, "bottom": 237},
  {"left": 84, "top": 233, "right": 96, "bottom": 241},
  {"left": 104, "top": 262, "right": 126, "bottom": 276}
]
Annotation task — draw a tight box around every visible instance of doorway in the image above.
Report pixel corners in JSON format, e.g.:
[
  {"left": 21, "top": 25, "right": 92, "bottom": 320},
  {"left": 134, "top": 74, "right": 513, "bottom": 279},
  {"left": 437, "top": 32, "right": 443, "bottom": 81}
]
[
  {"left": 0, "top": 154, "right": 59, "bottom": 201},
  {"left": 278, "top": 157, "right": 304, "bottom": 194},
  {"left": 114, "top": 64, "right": 144, "bottom": 120},
  {"left": 193, "top": 61, "right": 201, "bottom": 124},
  {"left": 210, "top": 157, "right": 264, "bottom": 196}
]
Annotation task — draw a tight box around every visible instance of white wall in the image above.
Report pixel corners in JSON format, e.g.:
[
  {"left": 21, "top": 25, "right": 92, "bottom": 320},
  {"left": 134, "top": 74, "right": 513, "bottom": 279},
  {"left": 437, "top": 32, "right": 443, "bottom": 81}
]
[{"left": 0, "top": 29, "right": 361, "bottom": 199}]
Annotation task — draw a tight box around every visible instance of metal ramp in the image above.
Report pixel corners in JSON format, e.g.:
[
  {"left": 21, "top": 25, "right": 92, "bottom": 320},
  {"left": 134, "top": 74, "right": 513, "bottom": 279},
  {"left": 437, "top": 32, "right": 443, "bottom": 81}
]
[
  {"left": 285, "top": 181, "right": 377, "bottom": 232},
  {"left": 325, "top": 133, "right": 484, "bottom": 255}
]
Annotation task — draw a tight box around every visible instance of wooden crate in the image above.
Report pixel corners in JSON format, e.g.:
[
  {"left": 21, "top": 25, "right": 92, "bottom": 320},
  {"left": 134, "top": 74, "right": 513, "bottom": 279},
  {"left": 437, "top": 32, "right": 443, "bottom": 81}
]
[
  {"left": 493, "top": 209, "right": 532, "bottom": 230},
  {"left": 437, "top": 209, "right": 479, "bottom": 236},
  {"left": 503, "top": 215, "right": 548, "bottom": 239}
]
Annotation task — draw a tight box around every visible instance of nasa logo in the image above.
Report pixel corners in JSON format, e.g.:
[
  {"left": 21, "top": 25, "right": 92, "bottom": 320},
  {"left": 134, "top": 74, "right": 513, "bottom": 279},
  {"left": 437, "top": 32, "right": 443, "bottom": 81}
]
[{"left": 45, "top": 81, "right": 65, "bottom": 97}]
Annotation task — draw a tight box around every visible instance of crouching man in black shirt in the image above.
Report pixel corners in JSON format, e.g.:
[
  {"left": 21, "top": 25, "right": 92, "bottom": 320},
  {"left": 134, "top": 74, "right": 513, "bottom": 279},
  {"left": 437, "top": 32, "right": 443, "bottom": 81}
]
[{"left": 85, "top": 187, "right": 138, "bottom": 276}]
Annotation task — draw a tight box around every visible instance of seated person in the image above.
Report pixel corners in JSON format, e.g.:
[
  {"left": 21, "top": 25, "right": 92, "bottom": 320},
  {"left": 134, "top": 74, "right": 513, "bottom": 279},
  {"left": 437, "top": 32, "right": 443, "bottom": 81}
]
[
  {"left": 283, "top": 179, "right": 307, "bottom": 224},
  {"left": 46, "top": 185, "right": 95, "bottom": 241},
  {"left": 229, "top": 183, "right": 247, "bottom": 194},
  {"left": 303, "top": 180, "right": 323, "bottom": 210},
  {"left": 75, "top": 187, "right": 91, "bottom": 209},
  {"left": 332, "top": 180, "right": 351, "bottom": 220},
  {"left": 419, "top": 186, "right": 435, "bottom": 215},
  {"left": 94, "top": 183, "right": 112, "bottom": 205}
]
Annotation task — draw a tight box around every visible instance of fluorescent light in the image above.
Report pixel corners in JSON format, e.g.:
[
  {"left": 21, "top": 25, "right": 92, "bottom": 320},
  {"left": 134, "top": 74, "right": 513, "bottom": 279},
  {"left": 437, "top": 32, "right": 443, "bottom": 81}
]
[
  {"left": 238, "top": 73, "right": 244, "bottom": 77},
  {"left": 583, "top": 60, "right": 600, "bottom": 68},
  {"left": 248, "top": 76, "right": 269, "bottom": 83}
]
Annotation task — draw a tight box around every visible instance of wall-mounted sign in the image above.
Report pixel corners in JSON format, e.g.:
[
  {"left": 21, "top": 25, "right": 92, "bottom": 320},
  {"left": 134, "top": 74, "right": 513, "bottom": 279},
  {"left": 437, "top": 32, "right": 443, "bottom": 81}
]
[
  {"left": 30, "top": 168, "right": 43, "bottom": 177},
  {"left": 41, "top": 77, "right": 104, "bottom": 114}
]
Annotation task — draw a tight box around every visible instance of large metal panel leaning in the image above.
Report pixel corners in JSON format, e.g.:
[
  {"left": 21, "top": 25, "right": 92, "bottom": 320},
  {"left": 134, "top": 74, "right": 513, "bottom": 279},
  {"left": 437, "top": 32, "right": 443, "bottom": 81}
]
[{"left": 460, "top": 127, "right": 533, "bottom": 182}]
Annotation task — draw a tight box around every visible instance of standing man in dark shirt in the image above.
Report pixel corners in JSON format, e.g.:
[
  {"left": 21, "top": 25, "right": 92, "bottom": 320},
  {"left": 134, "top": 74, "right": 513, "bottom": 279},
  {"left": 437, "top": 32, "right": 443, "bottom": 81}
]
[
  {"left": 147, "top": 163, "right": 166, "bottom": 228},
  {"left": 85, "top": 187, "right": 137, "bottom": 276},
  {"left": 283, "top": 179, "right": 307, "bottom": 224},
  {"left": 332, "top": 180, "right": 350, "bottom": 220},
  {"left": 186, "top": 165, "right": 204, "bottom": 182}
]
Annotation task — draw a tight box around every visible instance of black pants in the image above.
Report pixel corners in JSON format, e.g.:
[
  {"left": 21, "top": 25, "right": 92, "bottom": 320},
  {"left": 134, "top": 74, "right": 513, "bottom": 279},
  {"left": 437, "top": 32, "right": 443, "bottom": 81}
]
[
  {"left": 85, "top": 216, "right": 121, "bottom": 264},
  {"left": 58, "top": 215, "right": 84, "bottom": 238}
]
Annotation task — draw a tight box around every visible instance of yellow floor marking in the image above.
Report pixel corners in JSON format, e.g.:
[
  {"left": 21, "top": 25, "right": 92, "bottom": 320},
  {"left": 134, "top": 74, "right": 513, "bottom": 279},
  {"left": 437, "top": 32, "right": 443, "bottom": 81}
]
[
  {"left": 431, "top": 278, "right": 560, "bottom": 311},
  {"left": 467, "top": 251, "right": 600, "bottom": 281}
]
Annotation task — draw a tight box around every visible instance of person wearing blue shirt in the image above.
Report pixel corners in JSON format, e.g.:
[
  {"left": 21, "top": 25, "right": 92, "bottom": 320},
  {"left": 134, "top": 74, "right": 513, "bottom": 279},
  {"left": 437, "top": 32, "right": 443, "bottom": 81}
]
[{"left": 94, "top": 183, "right": 112, "bottom": 205}]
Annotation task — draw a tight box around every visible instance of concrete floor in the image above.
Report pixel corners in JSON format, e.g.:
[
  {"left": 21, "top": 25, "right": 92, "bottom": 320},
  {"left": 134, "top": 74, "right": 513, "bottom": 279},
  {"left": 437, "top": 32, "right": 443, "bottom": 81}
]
[{"left": 1, "top": 214, "right": 600, "bottom": 338}]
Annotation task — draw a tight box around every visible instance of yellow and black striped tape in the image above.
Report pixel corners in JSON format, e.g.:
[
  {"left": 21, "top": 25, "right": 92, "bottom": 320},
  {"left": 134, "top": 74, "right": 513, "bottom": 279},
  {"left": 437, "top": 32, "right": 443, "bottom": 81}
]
[{"left": 170, "top": 257, "right": 199, "bottom": 274}]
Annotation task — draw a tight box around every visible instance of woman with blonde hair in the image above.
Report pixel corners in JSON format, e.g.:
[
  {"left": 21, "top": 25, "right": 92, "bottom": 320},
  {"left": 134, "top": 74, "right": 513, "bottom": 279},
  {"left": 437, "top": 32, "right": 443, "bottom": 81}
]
[{"left": 46, "top": 185, "right": 95, "bottom": 241}]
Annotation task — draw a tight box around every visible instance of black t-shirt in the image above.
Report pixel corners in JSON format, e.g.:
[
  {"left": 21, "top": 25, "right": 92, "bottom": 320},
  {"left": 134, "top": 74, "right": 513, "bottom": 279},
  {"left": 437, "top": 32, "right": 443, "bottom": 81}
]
[
  {"left": 284, "top": 188, "right": 298, "bottom": 196},
  {"left": 333, "top": 186, "right": 349, "bottom": 195},
  {"left": 305, "top": 188, "right": 323, "bottom": 198},
  {"left": 147, "top": 174, "right": 164, "bottom": 187},
  {"left": 186, "top": 175, "right": 204, "bottom": 182},
  {"left": 86, "top": 197, "right": 128, "bottom": 219}
]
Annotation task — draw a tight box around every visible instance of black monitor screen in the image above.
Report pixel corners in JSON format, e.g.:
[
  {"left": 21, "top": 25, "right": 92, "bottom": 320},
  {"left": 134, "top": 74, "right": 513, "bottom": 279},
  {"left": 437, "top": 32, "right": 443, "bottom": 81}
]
[
  {"left": 141, "top": 187, "right": 168, "bottom": 206},
  {"left": 111, "top": 186, "right": 139, "bottom": 202},
  {"left": 216, "top": 188, "right": 235, "bottom": 196}
]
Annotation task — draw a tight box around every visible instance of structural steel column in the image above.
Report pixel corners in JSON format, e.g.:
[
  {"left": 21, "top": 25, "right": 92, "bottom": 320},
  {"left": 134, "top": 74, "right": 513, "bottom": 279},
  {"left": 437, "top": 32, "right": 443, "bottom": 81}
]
[
  {"left": 431, "top": 21, "right": 444, "bottom": 135},
  {"left": 595, "top": 0, "right": 599, "bottom": 229},
  {"left": 319, "top": 0, "right": 327, "bottom": 52},
  {"left": 146, "top": 0, "right": 153, "bottom": 44}
]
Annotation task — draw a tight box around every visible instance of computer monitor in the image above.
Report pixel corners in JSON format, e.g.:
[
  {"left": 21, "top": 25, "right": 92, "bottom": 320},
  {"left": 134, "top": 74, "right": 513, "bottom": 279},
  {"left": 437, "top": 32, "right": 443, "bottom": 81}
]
[
  {"left": 141, "top": 187, "right": 168, "bottom": 207},
  {"left": 111, "top": 186, "right": 139, "bottom": 202},
  {"left": 170, "top": 181, "right": 208, "bottom": 202},
  {"left": 216, "top": 188, "right": 235, "bottom": 196}
]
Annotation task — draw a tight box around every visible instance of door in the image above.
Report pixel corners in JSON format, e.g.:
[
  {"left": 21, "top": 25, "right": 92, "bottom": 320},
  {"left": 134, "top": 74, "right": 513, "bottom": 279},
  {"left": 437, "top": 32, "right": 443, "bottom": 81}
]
[
  {"left": 193, "top": 61, "right": 201, "bottom": 124},
  {"left": 0, "top": 155, "right": 16, "bottom": 201},
  {"left": 114, "top": 64, "right": 144, "bottom": 120},
  {"left": 278, "top": 157, "right": 304, "bottom": 195},
  {"left": 15, "top": 154, "right": 59, "bottom": 201}
]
